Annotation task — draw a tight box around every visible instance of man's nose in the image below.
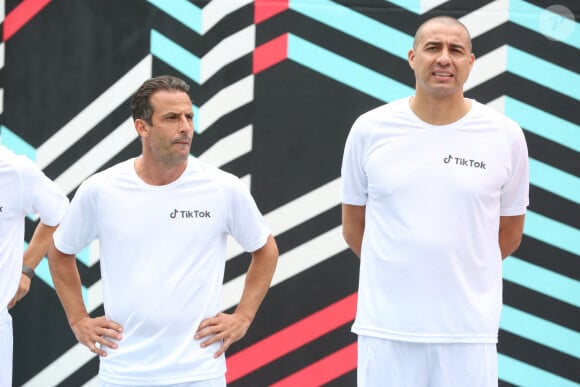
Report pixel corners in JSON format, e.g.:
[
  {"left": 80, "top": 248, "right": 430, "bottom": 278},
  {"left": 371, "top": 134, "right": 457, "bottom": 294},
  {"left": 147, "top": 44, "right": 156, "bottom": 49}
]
[
  {"left": 436, "top": 49, "right": 451, "bottom": 65},
  {"left": 178, "top": 115, "right": 193, "bottom": 131}
]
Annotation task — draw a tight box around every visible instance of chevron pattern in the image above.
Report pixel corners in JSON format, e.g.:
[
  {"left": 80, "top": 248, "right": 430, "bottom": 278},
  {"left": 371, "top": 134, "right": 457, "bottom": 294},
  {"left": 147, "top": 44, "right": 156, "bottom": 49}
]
[{"left": 1, "top": 1, "right": 578, "bottom": 386}]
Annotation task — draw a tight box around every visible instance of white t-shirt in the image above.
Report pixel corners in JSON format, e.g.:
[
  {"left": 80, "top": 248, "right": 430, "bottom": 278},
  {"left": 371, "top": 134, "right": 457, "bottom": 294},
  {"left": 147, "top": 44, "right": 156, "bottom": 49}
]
[
  {"left": 0, "top": 145, "right": 68, "bottom": 315},
  {"left": 53, "top": 156, "right": 270, "bottom": 385},
  {"left": 341, "top": 98, "right": 529, "bottom": 343}
]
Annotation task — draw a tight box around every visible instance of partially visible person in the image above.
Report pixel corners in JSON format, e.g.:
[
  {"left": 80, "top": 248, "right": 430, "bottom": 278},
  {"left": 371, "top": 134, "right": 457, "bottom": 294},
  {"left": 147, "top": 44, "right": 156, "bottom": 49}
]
[
  {"left": 341, "top": 16, "right": 529, "bottom": 387},
  {"left": 48, "top": 75, "right": 279, "bottom": 387},
  {"left": 0, "top": 145, "right": 69, "bottom": 387}
]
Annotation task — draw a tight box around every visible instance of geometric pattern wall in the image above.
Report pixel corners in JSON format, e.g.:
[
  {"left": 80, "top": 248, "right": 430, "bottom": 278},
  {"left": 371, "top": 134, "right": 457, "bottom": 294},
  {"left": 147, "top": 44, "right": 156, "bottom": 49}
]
[{"left": 1, "top": 0, "right": 578, "bottom": 386}]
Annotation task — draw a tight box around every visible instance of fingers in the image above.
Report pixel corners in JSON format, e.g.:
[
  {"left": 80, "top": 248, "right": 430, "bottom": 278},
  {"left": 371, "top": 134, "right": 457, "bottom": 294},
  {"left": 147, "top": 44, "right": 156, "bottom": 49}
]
[
  {"left": 195, "top": 315, "right": 220, "bottom": 333},
  {"left": 194, "top": 314, "right": 225, "bottom": 342},
  {"left": 7, "top": 288, "right": 28, "bottom": 309},
  {"left": 87, "top": 341, "right": 108, "bottom": 357},
  {"left": 71, "top": 316, "right": 123, "bottom": 357},
  {"left": 194, "top": 313, "right": 249, "bottom": 358},
  {"left": 213, "top": 339, "right": 232, "bottom": 358},
  {"left": 87, "top": 331, "right": 120, "bottom": 357},
  {"left": 94, "top": 315, "right": 124, "bottom": 335},
  {"left": 195, "top": 331, "right": 230, "bottom": 358},
  {"left": 8, "top": 277, "right": 31, "bottom": 309}
]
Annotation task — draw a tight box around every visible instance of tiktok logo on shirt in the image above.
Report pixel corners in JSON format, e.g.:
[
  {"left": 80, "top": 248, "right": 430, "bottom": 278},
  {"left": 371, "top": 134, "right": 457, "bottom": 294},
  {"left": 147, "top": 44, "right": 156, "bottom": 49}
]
[
  {"left": 0, "top": 205, "right": 3, "bottom": 213},
  {"left": 169, "top": 209, "right": 211, "bottom": 219},
  {"left": 443, "top": 154, "right": 486, "bottom": 169}
]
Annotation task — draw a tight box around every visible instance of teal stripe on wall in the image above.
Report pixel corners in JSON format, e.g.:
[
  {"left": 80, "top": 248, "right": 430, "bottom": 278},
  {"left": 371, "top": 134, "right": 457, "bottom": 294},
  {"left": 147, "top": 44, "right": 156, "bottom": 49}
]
[
  {"left": 499, "top": 353, "right": 579, "bottom": 387},
  {"left": 290, "top": 0, "right": 413, "bottom": 60},
  {"left": 504, "top": 256, "right": 580, "bottom": 307},
  {"left": 0, "top": 126, "right": 36, "bottom": 161},
  {"left": 529, "top": 157, "right": 580, "bottom": 203},
  {"left": 193, "top": 105, "right": 200, "bottom": 135},
  {"left": 501, "top": 305, "right": 580, "bottom": 358},
  {"left": 505, "top": 97, "right": 580, "bottom": 153},
  {"left": 508, "top": 46, "right": 580, "bottom": 101},
  {"left": 510, "top": 0, "right": 580, "bottom": 50},
  {"left": 34, "top": 256, "right": 54, "bottom": 289},
  {"left": 288, "top": 34, "right": 413, "bottom": 103},
  {"left": 76, "top": 246, "right": 91, "bottom": 267},
  {"left": 23, "top": 243, "right": 89, "bottom": 306},
  {"left": 150, "top": 29, "right": 201, "bottom": 84},
  {"left": 147, "top": 0, "right": 202, "bottom": 34},
  {"left": 524, "top": 210, "right": 579, "bottom": 256},
  {"left": 383, "top": 0, "right": 421, "bottom": 14}
]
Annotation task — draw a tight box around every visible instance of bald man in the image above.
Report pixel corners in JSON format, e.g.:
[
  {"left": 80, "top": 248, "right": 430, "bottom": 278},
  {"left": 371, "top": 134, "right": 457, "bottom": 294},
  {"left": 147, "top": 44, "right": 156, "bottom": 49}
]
[{"left": 341, "top": 16, "right": 529, "bottom": 386}]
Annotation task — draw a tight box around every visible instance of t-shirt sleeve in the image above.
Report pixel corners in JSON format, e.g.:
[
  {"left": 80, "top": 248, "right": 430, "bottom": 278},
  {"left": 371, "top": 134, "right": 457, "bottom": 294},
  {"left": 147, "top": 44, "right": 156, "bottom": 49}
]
[
  {"left": 341, "top": 117, "right": 368, "bottom": 206},
  {"left": 224, "top": 178, "right": 270, "bottom": 253},
  {"left": 53, "top": 179, "right": 99, "bottom": 254},
  {"left": 20, "top": 157, "right": 69, "bottom": 226},
  {"left": 500, "top": 122, "right": 530, "bottom": 216}
]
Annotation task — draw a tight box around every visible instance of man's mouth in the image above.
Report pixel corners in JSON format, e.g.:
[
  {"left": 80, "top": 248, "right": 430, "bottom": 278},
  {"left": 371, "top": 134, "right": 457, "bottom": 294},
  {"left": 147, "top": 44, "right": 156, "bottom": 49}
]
[
  {"left": 174, "top": 139, "right": 191, "bottom": 145},
  {"left": 433, "top": 71, "right": 453, "bottom": 77}
]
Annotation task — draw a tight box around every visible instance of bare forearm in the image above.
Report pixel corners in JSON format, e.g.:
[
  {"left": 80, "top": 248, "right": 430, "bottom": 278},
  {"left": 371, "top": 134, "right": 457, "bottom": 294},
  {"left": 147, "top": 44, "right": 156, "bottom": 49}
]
[
  {"left": 500, "top": 238, "right": 522, "bottom": 259},
  {"left": 342, "top": 204, "right": 365, "bottom": 258},
  {"left": 47, "top": 244, "right": 89, "bottom": 325},
  {"left": 235, "top": 235, "right": 278, "bottom": 322},
  {"left": 23, "top": 223, "right": 58, "bottom": 269},
  {"left": 194, "top": 235, "right": 277, "bottom": 358},
  {"left": 343, "top": 228, "right": 363, "bottom": 258},
  {"left": 499, "top": 215, "right": 525, "bottom": 259}
]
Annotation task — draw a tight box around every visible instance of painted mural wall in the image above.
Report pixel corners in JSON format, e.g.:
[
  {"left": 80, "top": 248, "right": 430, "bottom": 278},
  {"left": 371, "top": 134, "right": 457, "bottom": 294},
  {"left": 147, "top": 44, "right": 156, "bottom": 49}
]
[{"left": 1, "top": 0, "right": 578, "bottom": 386}]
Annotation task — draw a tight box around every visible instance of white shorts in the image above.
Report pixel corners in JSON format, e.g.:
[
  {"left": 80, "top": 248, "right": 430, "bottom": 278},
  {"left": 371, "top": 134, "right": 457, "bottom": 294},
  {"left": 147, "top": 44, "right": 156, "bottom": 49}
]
[
  {"left": 99, "top": 375, "right": 226, "bottom": 387},
  {"left": 0, "top": 308, "right": 13, "bottom": 387},
  {"left": 358, "top": 336, "right": 498, "bottom": 387}
]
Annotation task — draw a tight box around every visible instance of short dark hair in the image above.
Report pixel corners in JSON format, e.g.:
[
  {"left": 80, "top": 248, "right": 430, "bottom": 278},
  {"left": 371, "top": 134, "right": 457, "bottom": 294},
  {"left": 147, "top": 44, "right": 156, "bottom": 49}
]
[
  {"left": 413, "top": 16, "right": 472, "bottom": 52},
  {"left": 131, "top": 75, "right": 190, "bottom": 125}
]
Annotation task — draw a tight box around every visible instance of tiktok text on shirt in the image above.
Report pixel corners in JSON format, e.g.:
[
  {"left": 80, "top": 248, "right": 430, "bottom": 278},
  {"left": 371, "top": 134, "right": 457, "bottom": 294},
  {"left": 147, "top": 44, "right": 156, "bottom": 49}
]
[
  {"left": 443, "top": 154, "right": 486, "bottom": 169},
  {"left": 169, "top": 209, "right": 211, "bottom": 219}
]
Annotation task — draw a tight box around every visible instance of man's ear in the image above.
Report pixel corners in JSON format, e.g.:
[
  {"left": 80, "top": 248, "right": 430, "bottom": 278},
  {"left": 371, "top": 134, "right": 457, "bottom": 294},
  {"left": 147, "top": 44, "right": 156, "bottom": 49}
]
[
  {"left": 135, "top": 119, "right": 149, "bottom": 138},
  {"left": 408, "top": 49, "right": 415, "bottom": 70}
]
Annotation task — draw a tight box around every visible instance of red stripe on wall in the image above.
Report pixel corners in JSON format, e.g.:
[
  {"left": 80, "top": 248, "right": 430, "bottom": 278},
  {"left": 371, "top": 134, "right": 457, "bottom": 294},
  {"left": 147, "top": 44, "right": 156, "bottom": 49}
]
[
  {"left": 252, "top": 33, "right": 289, "bottom": 74},
  {"left": 270, "top": 342, "right": 358, "bottom": 387},
  {"left": 226, "top": 292, "right": 357, "bottom": 383},
  {"left": 254, "top": 0, "right": 289, "bottom": 24},
  {"left": 3, "top": 0, "right": 52, "bottom": 41}
]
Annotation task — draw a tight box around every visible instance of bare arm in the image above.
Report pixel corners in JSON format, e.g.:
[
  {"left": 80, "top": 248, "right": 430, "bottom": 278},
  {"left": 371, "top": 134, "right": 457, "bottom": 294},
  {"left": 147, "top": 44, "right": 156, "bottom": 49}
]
[
  {"left": 47, "top": 243, "right": 122, "bottom": 356},
  {"left": 8, "top": 222, "right": 57, "bottom": 309},
  {"left": 499, "top": 214, "right": 525, "bottom": 259},
  {"left": 342, "top": 204, "right": 366, "bottom": 258},
  {"left": 196, "top": 234, "right": 279, "bottom": 357},
  {"left": 234, "top": 234, "right": 279, "bottom": 323}
]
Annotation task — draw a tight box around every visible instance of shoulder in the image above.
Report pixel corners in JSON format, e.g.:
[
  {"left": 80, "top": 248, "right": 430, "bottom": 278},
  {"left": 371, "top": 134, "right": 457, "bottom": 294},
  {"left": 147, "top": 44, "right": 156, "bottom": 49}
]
[
  {"left": 469, "top": 101, "right": 528, "bottom": 157},
  {"left": 356, "top": 98, "right": 408, "bottom": 122},
  {"left": 471, "top": 100, "right": 523, "bottom": 134},
  {"left": 77, "top": 159, "right": 134, "bottom": 194},
  {"left": 0, "top": 146, "right": 48, "bottom": 184},
  {"left": 351, "top": 98, "right": 411, "bottom": 133},
  {"left": 346, "top": 99, "right": 412, "bottom": 153},
  {"left": 0, "top": 146, "right": 36, "bottom": 172},
  {"left": 188, "top": 156, "right": 245, "bottom": 190}
]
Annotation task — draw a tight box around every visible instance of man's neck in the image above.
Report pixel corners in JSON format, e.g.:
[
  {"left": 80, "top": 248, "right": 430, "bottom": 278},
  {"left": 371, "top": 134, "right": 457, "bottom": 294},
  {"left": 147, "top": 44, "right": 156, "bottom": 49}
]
[
  {"left": 134, "top": 156, "right": 188, "bottom": 186},
  {"left": 409, "top": 92, "right": 471, "bottom": 126}
]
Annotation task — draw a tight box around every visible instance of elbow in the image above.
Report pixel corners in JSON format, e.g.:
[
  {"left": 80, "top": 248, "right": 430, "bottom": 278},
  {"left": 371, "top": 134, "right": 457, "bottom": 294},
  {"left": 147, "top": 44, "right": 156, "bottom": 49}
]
[
  {"left": 501, "top": 236, "right": 522, "bottom": 259},
  {"left": 342, "top": 226, "right": 354, "bottom": 248},
  {"left": 342, "top": 226, "right": 362, "bottom": 258},
  {"left": 342, "top": 227, "right": 349, "bottom": 245}
]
